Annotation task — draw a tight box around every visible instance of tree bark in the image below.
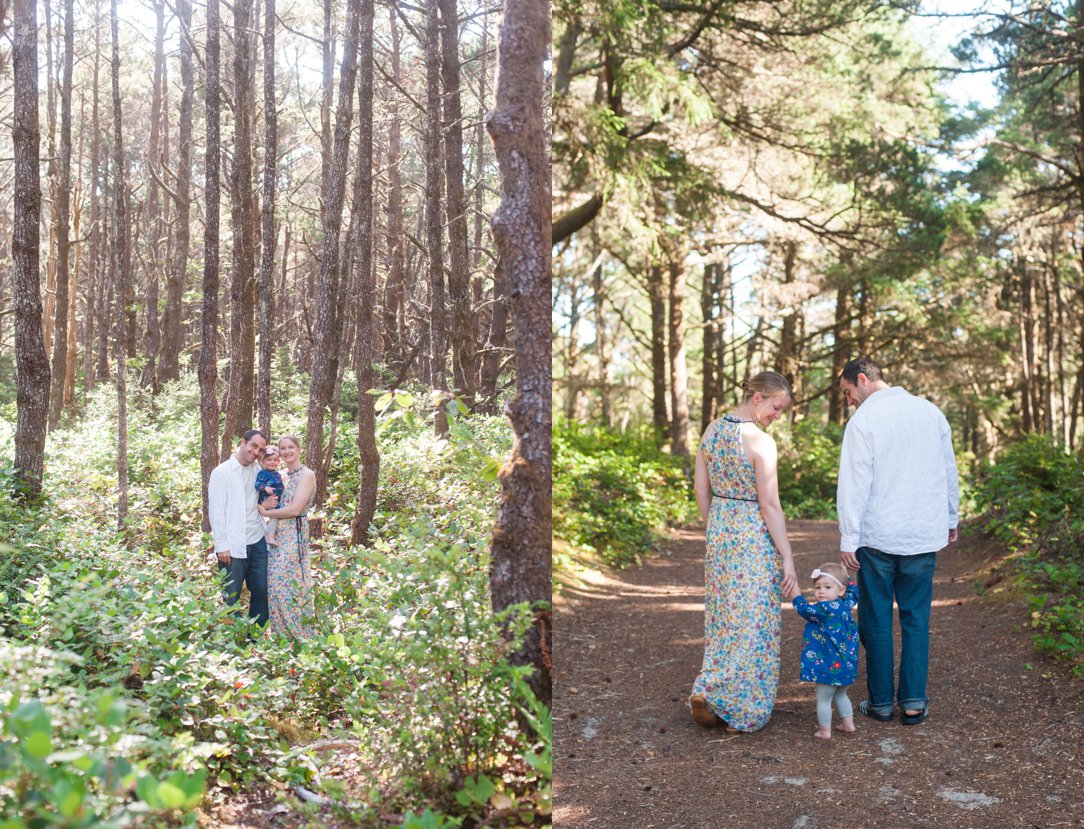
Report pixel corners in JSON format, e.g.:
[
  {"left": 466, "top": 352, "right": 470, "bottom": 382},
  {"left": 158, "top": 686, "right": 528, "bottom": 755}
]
[
  {"left": 426, "top": 0, "right": 449, "bottom": 434},
  {"left": 83, "top": 9, "right": 104, "bottom": 395},
  {"left": 222, "top": 0, "right": 259, "bottom": 452},
  {"left": 110, "top": 0, "right": 130, "bottom": 529},
  {"left": 139, "top": 0, "right": 167, "bottom": 394},
  {"left": 257, "top": 0, "right": 278, "bottom": 437},
  {"left": 200, "top": 0, "right": 223, "bottom": 532},
  {"left": 12, "top": 0, "right": 50, "bottom": 498},
  {"left": 486, "top": 0, "right": 552, "bottom": 708},
  {"left": 701, "top": 262, "right": 718, "bottom": 434},
  {"left": 668, "top": 250, "right": 690, "bottom": 457},
  {"left": 381, "top": 6, "right": 405, "bottom": 374},
  {"left": 307, "top": 0, "right": 362, "bottom": 503},
  {"left": 47, "top": 0, "right": 75, "bottom": 429},
  {"left": 351, "top": 0, "right": 379, "bottom": 545},
  {"left": 648, "top": 263, "right": 668, "bottom": 443},
  {"left": 829, "top": 279, "right": 850, "bottom": 424},
  {"left": 159, "top": 0, "right": 194, "bottom": 384},
  {"left": 440, "top": 0, "right": 476, "bottom": 399},
  {"left": 775, "top": 241, "right": 799, "bottom": 397}
]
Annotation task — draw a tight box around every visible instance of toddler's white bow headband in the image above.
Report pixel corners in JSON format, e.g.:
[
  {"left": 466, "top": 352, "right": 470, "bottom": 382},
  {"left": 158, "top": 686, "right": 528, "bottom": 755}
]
[{"left": 811, "top": 568, "right": 844, "bottom": 589}]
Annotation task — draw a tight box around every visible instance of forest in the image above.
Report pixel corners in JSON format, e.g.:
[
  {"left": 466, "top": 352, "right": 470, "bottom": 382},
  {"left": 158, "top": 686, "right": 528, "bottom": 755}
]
[
  {"left": 1, "top": 0, "right": 550, "bottom": 825},
  {"left": 553, "top": 0, "right": 1084, "bottom": 671}
]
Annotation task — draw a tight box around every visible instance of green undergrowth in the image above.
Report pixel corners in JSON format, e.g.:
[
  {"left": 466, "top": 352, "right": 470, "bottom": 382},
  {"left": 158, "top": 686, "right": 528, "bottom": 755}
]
[
  {"left": 0, "top": 371, "right": 549, "bottom": 827},
  {"left": 552, "top": 420, "right": 696, "bottom": 568},
  {"left": 974, "top": 433, "right": 1084, "bottom": 676}
]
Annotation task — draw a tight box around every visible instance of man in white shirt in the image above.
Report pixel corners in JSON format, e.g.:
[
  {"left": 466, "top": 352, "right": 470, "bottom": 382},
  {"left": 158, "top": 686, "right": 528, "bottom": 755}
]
[
  {"left": 837, "top": 358, "right": 959, "bottom": 726},
  {"left": 207, "top": 429, "right": 274, "bottom": 625}
]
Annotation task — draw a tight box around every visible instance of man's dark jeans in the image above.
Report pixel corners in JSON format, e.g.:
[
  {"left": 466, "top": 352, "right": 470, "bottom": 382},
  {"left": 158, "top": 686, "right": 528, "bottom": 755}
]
[
  {"left": 856, "top": 546, "right": 936, "bottom": 713},
  {"left": 218, "top": 537, "right": 269, "bottom": 625}
]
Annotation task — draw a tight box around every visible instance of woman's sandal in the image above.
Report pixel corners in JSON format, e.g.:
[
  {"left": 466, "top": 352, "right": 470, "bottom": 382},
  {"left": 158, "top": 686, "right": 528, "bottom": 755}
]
[
  {"left": 857, "top": 699, "right": 894, "bottom": 722},
  {"left": 689, "top": 694, "right": 740, "bottom": 732},
  {"left": 689, "top": 694, "right": 716, "bottom": 727}
]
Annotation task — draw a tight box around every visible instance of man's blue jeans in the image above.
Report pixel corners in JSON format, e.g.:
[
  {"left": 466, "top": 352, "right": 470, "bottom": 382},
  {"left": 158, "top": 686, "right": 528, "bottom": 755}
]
[
  {"left": 218, "top": 538, "right": 269, "bottom": 626},
  {"left": 856, "top": 547, "right": 936, "bottom": 713}
]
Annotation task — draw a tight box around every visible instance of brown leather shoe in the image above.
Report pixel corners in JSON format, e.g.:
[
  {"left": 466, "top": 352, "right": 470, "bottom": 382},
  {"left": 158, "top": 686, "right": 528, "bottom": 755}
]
[{"left": 689, "top": 694, "right": 716, "bottom": 727}]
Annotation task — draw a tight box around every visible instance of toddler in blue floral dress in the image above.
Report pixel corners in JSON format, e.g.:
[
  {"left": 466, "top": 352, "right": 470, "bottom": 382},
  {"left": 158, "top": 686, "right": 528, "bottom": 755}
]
[
  {"left": 786, "top": 563, "right": 859, "bottom": 739},
  {"left": 255, "top": 447, "right": 284, "bottom": 546}
]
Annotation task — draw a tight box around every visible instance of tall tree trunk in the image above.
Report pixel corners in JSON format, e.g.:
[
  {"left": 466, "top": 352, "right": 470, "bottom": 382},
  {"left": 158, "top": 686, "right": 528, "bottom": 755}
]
[
  {"left": 307, "top": 0, "right": 362, "bottom": 503},
  {"left": 351, "top": 0, "right": 379, "bottom": 545},
  {"left": 701, "top": 262, "right": 718, "bottom": 434},
  {"left": 668, "top": 250, "right": 689, "bottom": 457},
  {"left": 83, "top": 8, "right": 104, "bottom": 396},
  {"left": 592, "top": 245, "right": 610, "bottom": 426},
  {"left": 382, "top": 6, "right": 405, "bottom": 374},
  {"left": 829, "top": 277, "right": 850, "bottom": 424},
  {"left": 486, "top": 0, "right": 552, "bottom": 708},
  {"left": 471, "top": 14, "right": 490, "bottom": 389},
  {"left": 648, "top": 263, "right": 667, "bottom": 443},
  {"left": 222, "top": 0, "right": 259, "bottom": 452},
  {"left": 140, "top": 0, "right": 167, "bottom": 394},
  {"left": 257, "top": 0, "right": 278, "bottom": 436},
  {"left": 42, "top": 0, "right": 58, "bottom": 362},
  {"left": 439, "top": 0, "right": 475, "bottom": 399},
  {"left": 563, "top": 270, "right": 580, "bottom": 419},
  {"left": 775, "top": 241, "right": 799, "bottom": 395},
  {"left": 200, "top": 0, "right": 223, "bottom": 532},
  {"left": 12, "top": 0, "right": 50, "bottom": 499},
  {"left": 110, "top": 0, "right": 130, "bottom": 529},
  {"left": 160, "top": 0, "right": 194, "bottom": 384},
  {"left": 715, "top": 259, "right": 732, "bottom": 412},
  {"left": 47, "top": 0, "right": 75, "bottom": 429},
  {"left": 425, "top": 0, "right": 449, "bottom": 435},
  {"left": 1019, "top": 260, "right": 1036, "bottom": 433}
]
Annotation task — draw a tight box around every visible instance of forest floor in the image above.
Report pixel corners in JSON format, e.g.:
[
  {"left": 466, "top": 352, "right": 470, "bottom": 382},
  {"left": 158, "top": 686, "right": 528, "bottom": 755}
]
[{"left": 553, "top": 520, "right": 1084, "bottom": 829}]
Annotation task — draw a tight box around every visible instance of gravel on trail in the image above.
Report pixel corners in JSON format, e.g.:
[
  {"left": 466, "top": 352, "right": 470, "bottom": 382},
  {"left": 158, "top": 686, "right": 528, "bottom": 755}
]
[{"left": 554, "top": 520, "right": 1084, "bottom": 829}]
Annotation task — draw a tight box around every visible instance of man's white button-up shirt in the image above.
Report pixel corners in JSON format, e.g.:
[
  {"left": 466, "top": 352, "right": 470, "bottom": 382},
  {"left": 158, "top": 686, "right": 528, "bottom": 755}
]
[{"left": 837, "top": 386, "right": 959, "bottom": 555}]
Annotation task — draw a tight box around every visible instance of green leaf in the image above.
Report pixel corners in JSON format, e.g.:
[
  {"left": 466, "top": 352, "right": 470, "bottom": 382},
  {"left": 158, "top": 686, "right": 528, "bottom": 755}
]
[
  {"left": 156, "top": 780, "right": 188, "bottom": 809},
  {"left": 395, "top": 391, "right": 414, "bottom": 408},
  {"left": 23, "top": 729, "right": 52, "bottom": 759},
  {"left": 375, "top": 392, "right": 394, "bottom": 412}
]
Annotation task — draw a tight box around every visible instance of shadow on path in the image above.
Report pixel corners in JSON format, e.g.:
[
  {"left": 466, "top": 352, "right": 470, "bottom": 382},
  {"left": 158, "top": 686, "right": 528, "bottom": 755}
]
[{"left": 554, "top": 520, "right": 1083, "bottom": 828}]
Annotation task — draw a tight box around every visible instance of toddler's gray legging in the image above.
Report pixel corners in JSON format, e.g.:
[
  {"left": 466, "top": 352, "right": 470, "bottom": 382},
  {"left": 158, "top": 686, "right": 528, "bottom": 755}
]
[{"left": 816, "top": 683, "right": 853, "bottom": 728}]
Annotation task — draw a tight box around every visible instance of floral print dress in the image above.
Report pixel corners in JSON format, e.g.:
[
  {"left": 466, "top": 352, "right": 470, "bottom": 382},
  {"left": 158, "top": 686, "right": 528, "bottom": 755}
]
[
  {"left": 268, "top": 465, "right": 315, "bottom": 638},
  {"left": 691, "top": 416, "right": 783, "bottom": 732}
]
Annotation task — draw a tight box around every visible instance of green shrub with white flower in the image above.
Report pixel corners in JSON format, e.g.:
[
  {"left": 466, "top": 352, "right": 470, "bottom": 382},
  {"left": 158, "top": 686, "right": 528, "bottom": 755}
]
[{"left": 0, "top": 370, "right": 549, "bottom": 827}]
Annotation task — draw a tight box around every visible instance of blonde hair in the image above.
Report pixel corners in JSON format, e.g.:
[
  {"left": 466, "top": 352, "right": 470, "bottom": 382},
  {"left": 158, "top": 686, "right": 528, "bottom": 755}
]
[
  {"left": 740, "top": 370, "right": 793, "bottom": 402},
  {"left": 812, "top": 562, "right": 849, "bottom": 586},
  {"left": 278, "top": 435, "right": 303, "bottom": 454}
]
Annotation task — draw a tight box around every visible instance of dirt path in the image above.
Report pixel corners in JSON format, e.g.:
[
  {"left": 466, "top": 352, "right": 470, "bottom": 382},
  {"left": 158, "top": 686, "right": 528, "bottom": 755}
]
[{"left": 554, "top": 521, "right": 1084, "bottom": 829}]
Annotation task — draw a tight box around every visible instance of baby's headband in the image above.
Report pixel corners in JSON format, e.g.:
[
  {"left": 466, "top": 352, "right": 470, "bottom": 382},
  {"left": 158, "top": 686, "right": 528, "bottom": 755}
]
[{"left": 811, "top": 568, "right": 844, "bottom": 589}]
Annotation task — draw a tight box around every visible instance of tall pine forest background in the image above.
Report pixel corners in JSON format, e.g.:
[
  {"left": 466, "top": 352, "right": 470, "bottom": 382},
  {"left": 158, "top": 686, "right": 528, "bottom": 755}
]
[
  {"left": 552, "top": 1, "right": 1084, "bottom": 673},
  {"left": 0, "top": 0, "right": 552, "bottom": 825}
]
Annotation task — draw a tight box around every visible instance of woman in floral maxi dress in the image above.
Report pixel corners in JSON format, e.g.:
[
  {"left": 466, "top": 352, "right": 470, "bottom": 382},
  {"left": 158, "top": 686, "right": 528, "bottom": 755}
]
[
  {"left": 258, "top": 435, "right": 316, "bottom": 638},
  {"left": 689, "top": 371, "right": 798, "bottom": 732}
]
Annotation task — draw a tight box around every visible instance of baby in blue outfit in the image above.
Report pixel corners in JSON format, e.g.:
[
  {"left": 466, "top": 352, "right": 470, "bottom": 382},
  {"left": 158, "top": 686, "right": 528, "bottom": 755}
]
[
  {"left": 787, "top": 563, "right": 859, "bottom": 739},
  {"left": 255, "top": 446, "right": 284, "bottom": 546}
]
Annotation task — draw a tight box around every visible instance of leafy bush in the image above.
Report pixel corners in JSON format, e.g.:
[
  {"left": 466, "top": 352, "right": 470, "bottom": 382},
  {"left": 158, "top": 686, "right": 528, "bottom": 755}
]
[
  {"left": 776, "top": 419, "right": 842, "bottom": 520},
  {"left": 553, "top": 421, "right": 696, "bottom": 567},
  {"left": 973, "top": 434, "right": 1084, "bottom": 674}
]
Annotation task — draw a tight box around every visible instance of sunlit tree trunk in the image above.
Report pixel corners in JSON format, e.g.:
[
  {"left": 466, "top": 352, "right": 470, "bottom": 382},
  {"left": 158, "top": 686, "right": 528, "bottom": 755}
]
[
  {"left": 47, "top": 0, "right": 75, "bottom": 429},
  {"left": 352, "top": 0, "right": 379, "bottom": 545},
  {"left": 487, "top": 0, "right": 552, "bottom": 708},
  {"left": 648, "top": 263, "right": 667, "bottom": 443},
  {"left": 222, "top": 0, "right": 259, "bottom": 452},
  {"left": 382, "top": 6, "right": 405, "bottom": 374},
  {"left": 199, "top": 0, "right": 223, "bottom": 531},
  {"left": 160, "top": 0, "right": 194, "bottom": 385},
  {"left": 440, "top": 0, "right": 475, "bottom": 399},
  {"left": 257, "top": 0, "right": 278, "bottom": 437},
  {"left": 12, "top": 0, "right": 50, "bottom": 498},
  {"left": 426, "top": 0, "right": 449, "bottom": 434},
  {"left": 668, "top": 249, "right": 689, "bottom": 457},
  {"left": 110, "top": 0, "right": 130, "bottom": 529},
  {"left": 308, "top": 0, "right": 362, "bottom": 503}
]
